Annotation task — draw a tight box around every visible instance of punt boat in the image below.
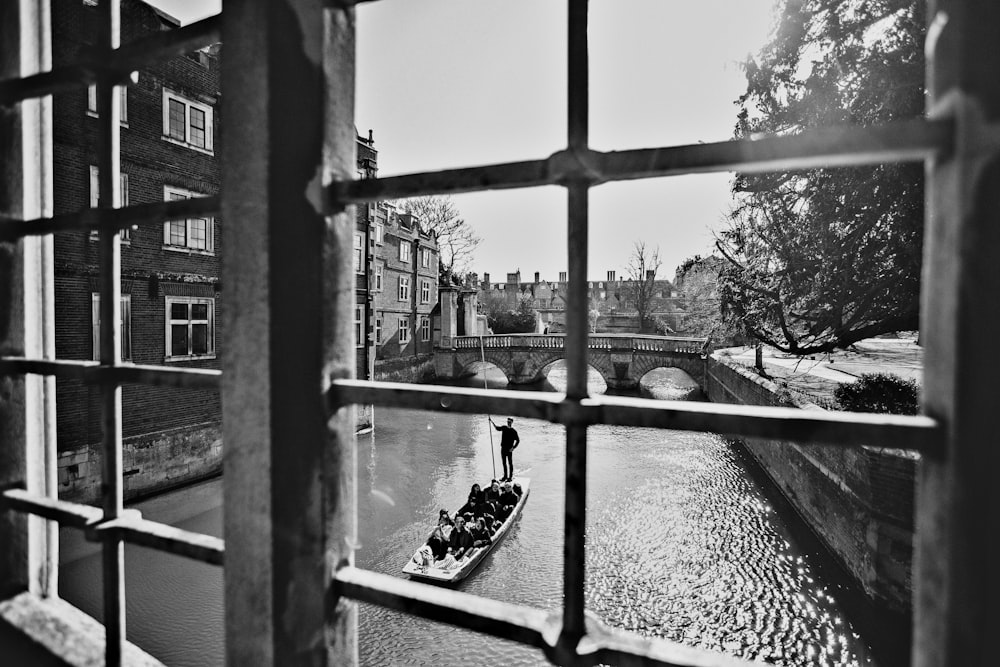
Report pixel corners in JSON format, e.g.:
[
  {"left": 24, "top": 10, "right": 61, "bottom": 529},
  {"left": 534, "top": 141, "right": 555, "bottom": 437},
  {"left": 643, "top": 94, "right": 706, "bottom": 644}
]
[{"left": 402, "top": 477, "right": 530, "bottom": 583}]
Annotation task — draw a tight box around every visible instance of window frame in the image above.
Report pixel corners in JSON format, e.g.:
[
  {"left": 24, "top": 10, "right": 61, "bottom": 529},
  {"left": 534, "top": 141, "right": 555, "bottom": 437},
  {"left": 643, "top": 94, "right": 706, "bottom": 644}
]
[
  {"left": 164, "top": 296, "right": 216, "bottom": 362},
  {"left": 353, "top": 232, "right": 363, "bottom": 274},
  {"left": 163, "top": 185, "right": 214, "bottom": 254},
  {"left": 161, "top": 88, "right": 215, "bottom": 154},
  {"left": 92, "top": 293, "right": 132, "bottom": 362},
  {"left": 420, "top": 315, "right": 430, "bottom": 342},
  {"left": 87, "top": 83, "right": 128, "bottom": 124},
  {"left": 420, "top": 279, "right": 431, "bottom": 304},
  {"left": 398, "top": 316, "right": 410, "bottom": 344},
  {"left": 373, "top": 263, "right": 383, "bottom": 292},
  {"left": 398, "top": 275, "right": 410, "bottom": 302},
  {"left": 399, "top": 240, "right": 410, "bottom": 263},
  {"left": 354, "top": 305, "right": 364, "bottom": 348},
  {"left": 89, "top": 165, "right": 130, "bottom": 241}
]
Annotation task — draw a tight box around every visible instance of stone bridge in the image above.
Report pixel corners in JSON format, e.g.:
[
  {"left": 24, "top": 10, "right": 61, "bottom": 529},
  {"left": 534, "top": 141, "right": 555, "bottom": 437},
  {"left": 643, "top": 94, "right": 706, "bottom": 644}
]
[{"left": 435, "top": 334, "right": 709, "bottom": 389}]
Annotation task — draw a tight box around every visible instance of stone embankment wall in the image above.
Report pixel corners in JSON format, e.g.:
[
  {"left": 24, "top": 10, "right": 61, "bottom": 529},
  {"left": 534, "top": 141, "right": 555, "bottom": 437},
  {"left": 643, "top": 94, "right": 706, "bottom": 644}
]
[
  {"left": 374, "top": 354, "right": 436, "bottom": 384},
  {"left": 706, "top": 353, "right": 916, "bottom": 614}
]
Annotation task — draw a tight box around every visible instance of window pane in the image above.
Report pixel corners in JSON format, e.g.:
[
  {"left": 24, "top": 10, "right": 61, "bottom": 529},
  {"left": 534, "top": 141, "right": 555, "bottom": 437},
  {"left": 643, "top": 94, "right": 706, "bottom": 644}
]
[
  {"left": 192, "top": 303, "right": 209, "bottom": 320},
  {"left": 192, "top": 323, "right": 209, "bottom": 354},
  {"left": 171, "top": 324, "right": 189, "bottom": 356},
  {"left": 190, "top": 107, "right": 206, "bottom": 148},
  {"left": 189, "top": 218, "right": 208, "bottom": 249},
  {"left": 171, "top": 302, "right": 189, "bottom": 320},
  {"left": 168, "top": 98, "right": 186, "bottom": 140},
  {"left": 169, "top": 220, "right": 186, "bottom": 246}
]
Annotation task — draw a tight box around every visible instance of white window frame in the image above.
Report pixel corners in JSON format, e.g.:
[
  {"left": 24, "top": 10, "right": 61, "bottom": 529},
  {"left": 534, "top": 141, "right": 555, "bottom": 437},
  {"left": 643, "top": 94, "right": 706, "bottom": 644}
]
[
  {"left": 420, "top": 248, "right": 431, "bottom": 268},
  {"left": 92, "top": 293, "right": 132, "bottom": 362},
  {"left": 420, "top": 316, "right": 430, "bottom": 342},
  {"left": 89, "top": 165, "right": 130, "bottom": 241},
  {"left": 165, "top": 296, "right": 216, "bottom": 361},
  {"left": 398, "top": 317, "right": 410, "bottom": 344},
  {"left": 354, "top": 233, "right": 364, "bottom": 274},
  {"left": 87, "top": 84, "right": 128, "bottom": 124},
  {"left": 398, "top": 276, "right": 410, "bottom": 302},
  {"left": 163, "top": 185, "right": 215, "bottom": 254},
  {"left": 374, "top": 221, "right": 384, "bottom": 245},
  {"left": 399, "top": 241, "right": 411, "bottom": 263},
  {"left": 420, "top": 279, "right": 431, "bottom": 304},
  {"left": 374, "top": 317, "right": 382, "bottom": 345},
  {"left": 354, "top": 305, "right": 364, "bottom": 348},
  {"left": 373, "top": 264, "right": 383, "bottom": 292},
  {"left": 162, "top": 88, "right": 214, "bottom": 153}
]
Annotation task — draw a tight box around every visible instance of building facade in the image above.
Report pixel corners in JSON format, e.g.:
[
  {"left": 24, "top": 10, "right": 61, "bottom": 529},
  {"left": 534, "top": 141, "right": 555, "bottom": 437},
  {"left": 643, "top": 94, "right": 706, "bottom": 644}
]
[
  {"left": 355, "top": 133, "right": 439, "bottom": 382},
  {"left": 53, "top": 0, "right": 222, "bottom": 500}
]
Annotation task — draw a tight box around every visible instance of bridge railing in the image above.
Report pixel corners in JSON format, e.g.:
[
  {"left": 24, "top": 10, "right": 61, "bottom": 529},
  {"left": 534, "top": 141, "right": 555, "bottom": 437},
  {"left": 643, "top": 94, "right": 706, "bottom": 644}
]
[{"left": 451, "top": 333, "right": 707, "bottom": 354}]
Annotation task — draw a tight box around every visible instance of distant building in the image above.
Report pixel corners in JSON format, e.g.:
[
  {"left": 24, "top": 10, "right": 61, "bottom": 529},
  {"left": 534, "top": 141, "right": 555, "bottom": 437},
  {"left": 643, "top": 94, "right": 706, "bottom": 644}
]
[
  {"left": 354, "top": 133, "right": 439, "bottom": 379},
  {"left": 477, "top": 269, "right": 683, "bottom": 333}
]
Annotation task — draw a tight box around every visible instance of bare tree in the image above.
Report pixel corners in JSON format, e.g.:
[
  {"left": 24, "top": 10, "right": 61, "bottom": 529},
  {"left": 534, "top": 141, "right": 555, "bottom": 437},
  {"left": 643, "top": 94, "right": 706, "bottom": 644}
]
[
  {"left": 623, "top": 241, "right": 663, "bottom": 333},
  {"left": 399, "top": 195, "right": 481, "bottom": 279}
]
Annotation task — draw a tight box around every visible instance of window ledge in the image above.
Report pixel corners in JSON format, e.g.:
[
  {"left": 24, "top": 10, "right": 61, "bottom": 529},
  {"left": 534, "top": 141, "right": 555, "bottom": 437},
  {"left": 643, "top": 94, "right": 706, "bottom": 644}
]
[
  {"left": 160, "top": 135, "right": 214, "bottom": 156},
  {"left": 0, "top": 592, "right": 163, "bottom": 667},
  {"left": 162, "top": 245, "right": 215, "bottom": 257},
  {"left": 165, "top": 354, "right": 217, "bottom": 363}
]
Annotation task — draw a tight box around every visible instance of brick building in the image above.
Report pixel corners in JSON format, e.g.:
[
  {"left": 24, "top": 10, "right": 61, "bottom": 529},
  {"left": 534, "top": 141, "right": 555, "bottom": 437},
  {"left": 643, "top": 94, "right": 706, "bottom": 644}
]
[
  {"left": 354, "top": 133, "right": 439, "bottom": 381},
  {"left": 53, "top": 0, "right": 223, "bottom": 500}
]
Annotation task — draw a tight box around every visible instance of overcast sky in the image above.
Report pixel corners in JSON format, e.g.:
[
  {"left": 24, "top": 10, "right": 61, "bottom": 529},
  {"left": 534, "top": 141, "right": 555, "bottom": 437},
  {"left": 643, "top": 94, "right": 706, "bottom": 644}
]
[{"left": 149, "top": 0, "right": 776, "bottom": 282}]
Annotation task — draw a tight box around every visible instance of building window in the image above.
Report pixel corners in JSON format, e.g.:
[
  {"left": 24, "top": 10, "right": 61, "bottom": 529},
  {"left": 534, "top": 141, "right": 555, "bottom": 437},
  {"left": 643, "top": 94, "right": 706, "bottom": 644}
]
[
  {"left": 165, "top": 297, "right": 215, "bottom": 360},
  {"left": 164, "top": 186, "right": 214, "bottom": 253},
  {"left": 398, "top": 317, "right": 409, "bottom": 343},
  {"left": 420, "top": 280, "right": 431, "bottom": 304},
  {"left": 420, "top": 248, "right": 431, "bottom": 268},
  {"left": 374, "top": 317, "right": 382, "bottom": 345},
  {"left": 87, "top": 84, "right": 128, "bottom": 123},
  {"left": 398, "top": 276, "right": 410, "bottom": 301},
  {"left": 420, "top": 316, "right": 430, "bottom": 342},
  {"left": 162, "top": 89, "right": 214, "bottom": 152},
  {"left": 91, "top": 293, "right": 131, "bottom": 362},
  {"left": 399, "top": 242, "right": 410, "bottom": 263},
  {"left": 374, "top": 264, "right": 383, "bottom": 292},
  {"left": 374, "top": 221, "right": 384, "bottom": 244},
  {"left": 89, "top": 166, "right": 130, "bottom": 241},
  {"left": 354, "top": 305, "right": 363, "bottom": 348},
  {"left": 354, "top": 233, "right": 363, "bottom": 274}
]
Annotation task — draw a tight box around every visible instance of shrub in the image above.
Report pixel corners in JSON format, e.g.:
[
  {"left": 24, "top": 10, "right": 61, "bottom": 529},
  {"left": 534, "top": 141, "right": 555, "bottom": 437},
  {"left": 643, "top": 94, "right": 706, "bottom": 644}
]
[{"left": 834, "top": 373, "right": 919, "bottom": 415}]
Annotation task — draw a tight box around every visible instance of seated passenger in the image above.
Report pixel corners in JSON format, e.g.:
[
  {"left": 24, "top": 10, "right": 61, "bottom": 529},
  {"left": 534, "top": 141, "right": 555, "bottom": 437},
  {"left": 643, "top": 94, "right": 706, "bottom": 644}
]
[
  {"left": 512, "top": 482, "right": 523, "bottom": 498},
  {"left": 425, "top": 511, "right": 454, "bottom": 561},
  {"left": 447, "top": 515, "right": 474, "bottom": 560},
  {"left": 457, "top": 483, "right": 484, "bottom": 517},
  {"left": 471, "top": 517, "right": 493, "bottom": 548},
  {"left": 484, "top": 479, "right": 502, "bottom": 504},
  {"left": 497, "top": 482, "right": 519, "bottom": 521}
]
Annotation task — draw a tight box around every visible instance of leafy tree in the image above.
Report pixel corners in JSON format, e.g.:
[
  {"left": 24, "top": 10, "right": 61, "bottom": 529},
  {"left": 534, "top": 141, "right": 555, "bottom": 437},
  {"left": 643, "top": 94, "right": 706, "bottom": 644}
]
[
  {"left": 399, "top": 195, "right": 481, "bottom": 279},
  {"left": 622, "top": 241, "right": 663, "bottom": 333},
  {"left": 674, "top": 254, "right": 746, "bottom": 346},
  {"left": 482, "top": 292, "right": 537, "bottom": 334},
  {"left": 717, "top": 0, "right": 925, "bottom": 354}
]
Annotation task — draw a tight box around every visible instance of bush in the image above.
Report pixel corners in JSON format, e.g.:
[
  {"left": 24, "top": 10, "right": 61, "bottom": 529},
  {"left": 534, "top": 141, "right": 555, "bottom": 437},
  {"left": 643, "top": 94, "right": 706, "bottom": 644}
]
[{"left": 834, "top": 373, "right": 919, "bottom": 415}]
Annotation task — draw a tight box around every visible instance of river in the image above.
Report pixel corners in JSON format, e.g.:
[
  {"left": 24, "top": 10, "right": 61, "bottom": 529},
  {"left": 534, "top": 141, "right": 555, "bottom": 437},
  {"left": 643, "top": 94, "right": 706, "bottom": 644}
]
[{"left": 59, "top": 368, "right": 878, "bottom": 666}]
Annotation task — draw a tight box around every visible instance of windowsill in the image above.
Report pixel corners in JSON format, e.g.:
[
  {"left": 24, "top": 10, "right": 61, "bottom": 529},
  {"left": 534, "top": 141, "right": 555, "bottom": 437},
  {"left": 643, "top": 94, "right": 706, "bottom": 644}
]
[
  {"left": 163, "top": 245, "right": 215, "bottom": 256},
  {"left": 0, "top": 592, "right": 164, "bottom": 667},
  {"left": 165, "top": 354, "right": 217, "bottom": 362},
  {"left": 161, "top": 135, "right": 215, "bottom": 156},
  {"left": 87, "top": 111, "right": 129, "bottom": 128}
]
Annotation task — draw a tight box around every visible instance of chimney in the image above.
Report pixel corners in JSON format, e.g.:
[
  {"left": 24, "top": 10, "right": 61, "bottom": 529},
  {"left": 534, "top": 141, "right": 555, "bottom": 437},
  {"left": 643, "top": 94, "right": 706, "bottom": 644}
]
[
  {"left": 607, "top": 270, "right": 616, "bottom": 282},
  {"left": 483, "top": 272, "right": 490, "bottom": 287},
  {"left": 534, "top": 271, "right": 540, "bottom": 283},
  {"left": 559, "top": 271, "right": 567, "bottom": 282},
  {"left": 646, "top": 269, "right": 655, "bottom": 281}
]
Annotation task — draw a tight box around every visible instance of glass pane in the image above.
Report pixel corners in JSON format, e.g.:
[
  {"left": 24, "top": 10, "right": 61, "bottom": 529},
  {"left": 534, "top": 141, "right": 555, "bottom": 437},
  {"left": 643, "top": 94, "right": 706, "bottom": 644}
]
[
  {"left": 168, "top": 98, "right": 186, "bottom": 140},
  {"left": 171, "top": 324, "right": 188, "bottom": 356},
  {"left": 169, "top": 220, "right": 186, "bottom": 246},
  {"left": 192, "top": 324, "right": 208, "bottom": 354},
  {"left": 191, "top": 303, "right": 209, "bottom": 320},
  {"left": 189, "top": 219, "right": 208, "bottom": 249},
  {"left": 190, "top": 107, "right": 206, "bottom": 148},
  {"left": 171, "top": 302, "right": 189, "bottom": 320}
]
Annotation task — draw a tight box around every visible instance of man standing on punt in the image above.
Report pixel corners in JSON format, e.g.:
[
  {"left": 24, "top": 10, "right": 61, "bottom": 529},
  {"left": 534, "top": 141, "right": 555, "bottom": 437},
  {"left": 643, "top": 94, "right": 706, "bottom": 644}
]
[{"left": 490, "top": 417, "right": 520, "bottom": 482}]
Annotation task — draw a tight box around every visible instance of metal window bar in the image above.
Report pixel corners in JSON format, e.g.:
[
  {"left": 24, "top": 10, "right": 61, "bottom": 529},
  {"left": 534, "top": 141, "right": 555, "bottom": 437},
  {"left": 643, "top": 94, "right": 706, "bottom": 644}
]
[{"left": 0, "top": 0, "right": 996, "bottom": 666}]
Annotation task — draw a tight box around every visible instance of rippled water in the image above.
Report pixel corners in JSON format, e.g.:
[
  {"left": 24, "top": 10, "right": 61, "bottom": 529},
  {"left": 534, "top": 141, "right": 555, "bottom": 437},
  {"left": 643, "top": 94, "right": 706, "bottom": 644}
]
[{"left": 59, "top": 386, "right": 877, "bottom": 666}]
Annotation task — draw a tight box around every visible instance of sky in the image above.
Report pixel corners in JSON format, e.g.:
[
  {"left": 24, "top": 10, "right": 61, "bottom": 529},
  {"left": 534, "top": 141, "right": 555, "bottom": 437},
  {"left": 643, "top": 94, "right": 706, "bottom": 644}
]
[{"left": 148, "top": 0, "right": 777, "bottom": 282}]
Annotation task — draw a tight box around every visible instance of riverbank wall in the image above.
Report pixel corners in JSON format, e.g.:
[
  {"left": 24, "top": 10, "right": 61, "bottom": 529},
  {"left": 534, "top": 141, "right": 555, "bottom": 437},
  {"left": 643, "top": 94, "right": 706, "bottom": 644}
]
[
  {"left": 705, "top": 352, "right": 916, "bottom": 615},
  {"left": 374, "top": 353, "right": 436, "bottom": 384}
]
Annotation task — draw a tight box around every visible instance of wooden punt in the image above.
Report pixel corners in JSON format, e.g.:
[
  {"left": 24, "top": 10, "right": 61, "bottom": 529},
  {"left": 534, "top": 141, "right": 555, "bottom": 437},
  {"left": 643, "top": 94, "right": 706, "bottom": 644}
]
[{"left": 402, "top": 477, "right": 531, "bottom": 583}]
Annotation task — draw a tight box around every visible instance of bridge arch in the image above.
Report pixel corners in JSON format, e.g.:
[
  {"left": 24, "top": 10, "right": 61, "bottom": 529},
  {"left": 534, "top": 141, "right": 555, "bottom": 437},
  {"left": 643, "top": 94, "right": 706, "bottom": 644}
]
[{"left": 537, "top": 359, "right": 609, "bottom": 393}]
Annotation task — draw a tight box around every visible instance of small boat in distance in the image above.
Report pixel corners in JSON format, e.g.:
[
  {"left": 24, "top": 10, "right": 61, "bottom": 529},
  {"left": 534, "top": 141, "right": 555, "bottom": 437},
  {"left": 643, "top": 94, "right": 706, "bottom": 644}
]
[{"left": 403, "top": 477, "right": 531, "bottom": 584}]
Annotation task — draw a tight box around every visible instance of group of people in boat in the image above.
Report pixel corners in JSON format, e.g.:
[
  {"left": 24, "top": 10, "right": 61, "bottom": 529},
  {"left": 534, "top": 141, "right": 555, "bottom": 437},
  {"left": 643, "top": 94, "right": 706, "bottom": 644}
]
[{"left": 414, "top": 479, "right": 523, "bottom": 569}]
